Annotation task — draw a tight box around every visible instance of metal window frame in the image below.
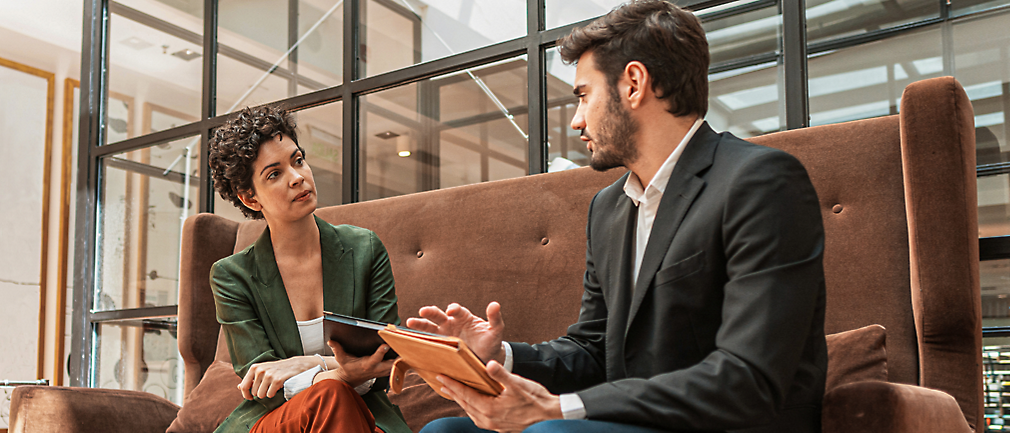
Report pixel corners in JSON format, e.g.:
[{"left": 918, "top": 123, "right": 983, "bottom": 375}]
[{"left": 71, "top": 0, "right": 1010, "bottom": 386}]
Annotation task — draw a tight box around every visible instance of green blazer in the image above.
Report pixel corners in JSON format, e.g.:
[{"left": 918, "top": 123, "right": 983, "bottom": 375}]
[{"left": 210, "top": 215, "right": 410, "bottom": 433}]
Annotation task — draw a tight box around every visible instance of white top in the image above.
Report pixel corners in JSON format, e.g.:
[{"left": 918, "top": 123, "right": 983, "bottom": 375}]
[{"left": 283, "top": 316, "right": 375, "bottom": 400}]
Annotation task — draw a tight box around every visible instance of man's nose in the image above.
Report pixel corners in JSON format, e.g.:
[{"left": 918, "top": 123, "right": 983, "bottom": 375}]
[{"left": 570, "top": 111, "right": 585, "bottom": 131}]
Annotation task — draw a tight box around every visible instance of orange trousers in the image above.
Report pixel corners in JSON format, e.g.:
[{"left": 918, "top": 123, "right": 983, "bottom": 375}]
[{"left": 250, "top": 379, "right": 382, "bottom": 433}]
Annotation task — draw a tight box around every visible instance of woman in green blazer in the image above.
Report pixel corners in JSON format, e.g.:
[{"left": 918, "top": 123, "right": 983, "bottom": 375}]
[{"left": 207, "top": 106, "right": 410, "bottom": 433}]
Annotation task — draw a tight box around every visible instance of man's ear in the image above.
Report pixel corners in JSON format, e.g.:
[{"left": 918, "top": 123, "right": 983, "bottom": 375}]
[
  {"left": 237, "top": 189, "right": 261, "bottom": 212},
  {"left": 624, "top": 61, "right": 650, "bottom": 109}
]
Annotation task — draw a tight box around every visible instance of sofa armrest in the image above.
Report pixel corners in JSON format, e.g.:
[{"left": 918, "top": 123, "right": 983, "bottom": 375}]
[
  {"left": 9, "top": 386, "right": 180, "bottom": 433},
  {"left": 823, "top": 381, "right": 973, "bottom": 433}
]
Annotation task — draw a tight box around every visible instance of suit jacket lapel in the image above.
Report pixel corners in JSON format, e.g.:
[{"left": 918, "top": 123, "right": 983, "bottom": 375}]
[
  {"left": 251, "top": 227, "right": 303, "bottom": 358},
  {"left": 626, "top": 123, "right": 718, "bottom": 332},
  {"left": 603, "top": 184, "right": 638, "bottom": 380},
  {"left": 317, "top": 216, "right": 355, "bottom": 317}
]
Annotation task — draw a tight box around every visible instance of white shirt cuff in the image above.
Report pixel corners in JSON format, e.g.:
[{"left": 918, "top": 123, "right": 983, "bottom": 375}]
[
  {"left": 284, "top": 366, "right": 320, "bottom": 400},
  {"left": 502, "top": 342, "right": 514, "bottom": 372},
  {"left": 559, "top": 393, "right": 587, "bottom": 420},
  {"left": 354, "top": 378, "right": 376, "bottom": 395}
]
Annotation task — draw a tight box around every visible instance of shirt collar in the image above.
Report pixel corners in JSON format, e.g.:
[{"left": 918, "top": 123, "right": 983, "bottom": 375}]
[{"left": 624, "top": 117, "right": 705, "bottom": 206}]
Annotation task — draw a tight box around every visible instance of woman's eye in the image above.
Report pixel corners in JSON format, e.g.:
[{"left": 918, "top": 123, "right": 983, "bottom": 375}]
[{"left": 267, "top": 171, "right": 277, "bottom": 180}]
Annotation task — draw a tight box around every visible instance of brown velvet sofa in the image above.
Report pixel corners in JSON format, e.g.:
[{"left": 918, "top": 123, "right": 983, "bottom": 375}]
[{"left": 9, "top": 76, "right": 981, "bottom": 433}]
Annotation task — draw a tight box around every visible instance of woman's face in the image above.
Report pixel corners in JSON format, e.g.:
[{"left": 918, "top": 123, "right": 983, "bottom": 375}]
[{"left": 239, "top": 133, "right": 317, "bottom": 224}]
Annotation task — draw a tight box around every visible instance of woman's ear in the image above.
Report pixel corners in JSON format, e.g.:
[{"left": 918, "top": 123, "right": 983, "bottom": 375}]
[{"left": 237, "top": 189, "right": 261, "bottom": 212}]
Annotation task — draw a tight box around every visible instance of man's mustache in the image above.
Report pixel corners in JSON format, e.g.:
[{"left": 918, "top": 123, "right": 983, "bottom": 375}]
[{"left": 580, "top": 128, "right": 593, "bottom": 141}]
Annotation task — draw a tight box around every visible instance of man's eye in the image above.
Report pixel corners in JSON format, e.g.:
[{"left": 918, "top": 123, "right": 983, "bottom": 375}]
[{"left": 295, "top": 157, "right": 304, "bottom": 165}]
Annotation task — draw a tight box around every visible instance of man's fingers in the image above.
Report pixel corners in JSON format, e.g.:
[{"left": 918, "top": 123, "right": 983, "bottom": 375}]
[
  {"left": 405, "top": 317, "right": 439, "bottom": 333},
  {"left": 486, "top": 302, "right": 504, "bottom": 333},
  {"left": 418, "top": 305, "right": 450, "bottom": 324}
]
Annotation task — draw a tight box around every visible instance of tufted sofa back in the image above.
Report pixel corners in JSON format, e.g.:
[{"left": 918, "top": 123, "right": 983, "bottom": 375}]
[{"left": 178, "top": 77, "right": 980, "bottom": 431}]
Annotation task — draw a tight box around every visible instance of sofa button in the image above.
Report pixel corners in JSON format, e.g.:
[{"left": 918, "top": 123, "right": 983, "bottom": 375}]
[
  {"left": 832, "top": 204, "right": 843, "bottom": 214},
  {"left": 416, "top": 251, "right": 423, "bottom": 258},
  {"left": 541, "top": 237, "right": 549, "bottom": 245}
]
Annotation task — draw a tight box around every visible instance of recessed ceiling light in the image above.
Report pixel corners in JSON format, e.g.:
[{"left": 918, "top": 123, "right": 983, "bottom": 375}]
[
  {"left": 398, "top": 150, "right": 411, "bottom": 157},
  {"left": 375, "top": 131, "right": 400, "bottom": 139},
  {"left": 120, "top": 36, "right": 153, "bottom": 50},
  {"left": 172, "top": 49, "right": 202, "bottom": 61}
]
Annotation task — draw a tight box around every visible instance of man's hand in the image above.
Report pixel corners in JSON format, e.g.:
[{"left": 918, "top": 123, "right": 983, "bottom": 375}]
[
  {"left": 406, "top": 302, "right": 505, "bottom": 364},
  {"left": 438, "top": 360, "right": 562, "bottom": 432},
  {"left": 313, "top": 341, "right": 395, "bottom": 387},
  {"left": 238, "top": 356, "right": 318, "bottom": 400}
]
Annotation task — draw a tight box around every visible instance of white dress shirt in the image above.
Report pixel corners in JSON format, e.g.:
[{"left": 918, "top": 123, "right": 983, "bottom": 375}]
[{"left": 503, "top": 118, "right": 704, "bottom": 420}]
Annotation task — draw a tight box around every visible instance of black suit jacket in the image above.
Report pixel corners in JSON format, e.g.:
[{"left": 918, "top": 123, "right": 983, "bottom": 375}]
[{"left": 511, "top": 123, "right": 827, "bottom": 432}]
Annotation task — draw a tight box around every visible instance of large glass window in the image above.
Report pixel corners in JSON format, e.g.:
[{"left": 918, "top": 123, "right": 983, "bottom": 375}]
[
  {"left": 701, "top": 2, "right": 781, "bottom": 65},
  {"left": 359, "top": 0, "right": 526, "bottom": 77},
  {"left": 360, "top": 57, "right": 528, "bottom": 199},
  {"left": 545, "top": 0, "right": 623, "bottom": 29},
  {"left": 95, "top": 319, "right": 181, "bottom": 404}
]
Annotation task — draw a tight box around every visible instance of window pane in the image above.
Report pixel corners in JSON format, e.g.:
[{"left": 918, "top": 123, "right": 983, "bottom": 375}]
[
  {"left": 359, "top": 0, "right": 526, "bottom": 78},
  {"left": 360, "top": 57, "right": 528, "bottom": 200},
  {"left": 700, "top": 3, "right": 780, "bottom": 66},
  {"left": 95, "top": 319, "right": 181, "bottom": 404},
  {"left": 979, "top": 175, "right": 1010, "bottom": 237},
  {"left": 709, "top": 62, "right": 782, "bottom": 138},
  {"left": 108, "top": 7, "right": 204, "bottom": 144},
  {"left": 97, "top": 137, "right": 201, "bottom": 311},
  {"left": 807, "top": 27, "right": 942, "bottom": 126},
  {"left": 545, "top": 47, "right": 588, "bottom": 171},
  {"left": 545, "top": 0, "right": 623, "bottom": 29},
  {"left": 953, "top": 11, "right": 1010, "bottom": 167},
  {"left": 296, "top": 101, "right": 343, "bottom": 208},
  {"left": 217, "top": 0, "right": 343, "bottom": 115},
  {"left": 806, "top": 0, "right": 939, "bottom": 46}
]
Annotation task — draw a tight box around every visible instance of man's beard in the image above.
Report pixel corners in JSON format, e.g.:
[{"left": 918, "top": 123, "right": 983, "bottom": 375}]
[{"left": 586, "top": 88, "right": 640, "bottom": 172}]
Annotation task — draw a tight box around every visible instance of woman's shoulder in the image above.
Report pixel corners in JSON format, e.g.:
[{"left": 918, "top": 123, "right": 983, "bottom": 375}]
[
  {"left": 210, "top": 244, "right": 257, "bottom": 281},
  {"left": 319, "top": 220, "right": 379, "bottom": 243}
]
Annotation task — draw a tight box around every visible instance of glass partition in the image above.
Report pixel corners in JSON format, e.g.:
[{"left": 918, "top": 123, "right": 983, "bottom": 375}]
[{"left": 95, "top": 319, "right": 181, "bottom": 404}]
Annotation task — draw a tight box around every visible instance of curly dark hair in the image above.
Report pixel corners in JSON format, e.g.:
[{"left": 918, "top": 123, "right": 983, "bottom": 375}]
[
  {"left": 558, "top": 0, "right": 709, "bottom": 117},
  {"left": 209, "top": 106, "right": 301, "bottom": 220}
]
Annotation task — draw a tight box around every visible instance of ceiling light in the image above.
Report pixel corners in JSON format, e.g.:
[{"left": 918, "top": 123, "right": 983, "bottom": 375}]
[
  {"left": 120, "top": 36, "right": 153, "bottom": 50},
  {"left": 172, "top": 49, "right": 202, "bottom": 61},
  {"left": 398, "top": 150, "right": 411, "bottom": 157},
  {"left": 375, "top": 131, "right": 400, "bottom": 139}
]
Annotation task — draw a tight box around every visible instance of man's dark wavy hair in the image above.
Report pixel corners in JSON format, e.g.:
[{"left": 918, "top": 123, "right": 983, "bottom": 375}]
[
  {"left": 558, "top": 0, "right": 709, "bottom": 117},
  {"left": 209, "top": 106, "right": 300, "bottom": 220}
]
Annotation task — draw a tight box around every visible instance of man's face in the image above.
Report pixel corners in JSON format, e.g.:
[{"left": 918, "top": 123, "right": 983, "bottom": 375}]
[{"left": 570, "top": 52, "right": 639, "bottom": 171}]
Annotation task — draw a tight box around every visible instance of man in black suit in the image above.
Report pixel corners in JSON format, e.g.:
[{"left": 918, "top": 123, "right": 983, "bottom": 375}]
[{"left": 409, "top": 1, "right": 827, "bottom": 432}]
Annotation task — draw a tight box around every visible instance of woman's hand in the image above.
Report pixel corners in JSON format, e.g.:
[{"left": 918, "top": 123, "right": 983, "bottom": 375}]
[
  {"left": 313, "top": 341, "right": 395, "bottom": 387},
  {"left": 238, "top": 356, "right": 321, "bottom": 400}
]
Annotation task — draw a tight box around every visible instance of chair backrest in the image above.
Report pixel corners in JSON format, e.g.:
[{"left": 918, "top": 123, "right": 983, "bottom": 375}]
[{"left": 178, "top": 77, "right": 980, "bottom": 431}]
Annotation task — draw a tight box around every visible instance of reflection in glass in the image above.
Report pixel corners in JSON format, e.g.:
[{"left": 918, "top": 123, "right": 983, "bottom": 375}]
[
  {"left": 807, "top": 27, "right": 942, "bottom": 126},
  {"left": 360, "top": 58, "right": 528, "bottom": 200},
  {"left": 953, "top": 11, "right": 1010, "bottom": 166},
  {"left": 95, "top": 319, "right": 181, "bottom": 404},
  {"left": 217, "top": 0, "right": 343, "bottom": 115},
  {"left": 806, "top": 0, "right": 938, "bottom": 45},
  {"left": 701, "top": 4, "right": 780, "bottom": 65},
  {"left": 545, "top": 0, "right": 623, "bottom": 29},
  {"left": 708, "top": 62, "right": 782, "bottom": 138},
  {"left": 97, "top": 137, "right": 201, "bottom": 312},
  {"left": 360, "top": 0, "right": 525, "bottom": 78},
  {"left": 109, "top": 11, "right": 203, "bottom": 143}
]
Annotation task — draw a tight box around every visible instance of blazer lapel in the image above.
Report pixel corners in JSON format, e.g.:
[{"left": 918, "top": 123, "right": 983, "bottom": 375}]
[
  {"left": 251, "top": 227, "right": 303, "bottom": 358},
  {"left": 317, "top": 216, "right": 355, "bottom": 317},
  {"left": 603, "top": 187, "right": 638, "bottom": 380},
  {"left": 626, "top": 123, "right": 718, "bottom": 331}
]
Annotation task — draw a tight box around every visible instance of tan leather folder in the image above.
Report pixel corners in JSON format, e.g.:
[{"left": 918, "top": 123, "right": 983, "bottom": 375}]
[{"left": 380, "top": 325, "right": 504, "bottom": 399}]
